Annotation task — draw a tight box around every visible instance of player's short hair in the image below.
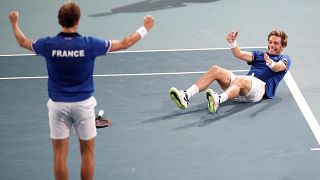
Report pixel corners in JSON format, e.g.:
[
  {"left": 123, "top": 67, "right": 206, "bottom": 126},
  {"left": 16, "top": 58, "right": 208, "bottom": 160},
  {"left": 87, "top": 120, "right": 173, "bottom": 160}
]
[
  {"left": 268, "top": 30, "right": 288, "bottom": 47},
  {"left": 58, "top": 1, "right": 81, "bottom": 28}
]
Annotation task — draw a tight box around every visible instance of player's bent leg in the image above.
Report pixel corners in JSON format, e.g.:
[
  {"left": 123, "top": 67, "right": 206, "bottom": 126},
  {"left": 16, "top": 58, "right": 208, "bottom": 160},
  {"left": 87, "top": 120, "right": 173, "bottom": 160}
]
[
  {"left": 195, "top": 65, "right": 232, "bottom": 91},
  {"left": 79, "top": 138, "right": 95, "bottom": 180},
  {"left": 206, "top": 89, "right": 220, "bottom": 113},
  {"left": 231, "top": 76, "right": 265, "bottom": 103},
  {"left": 225, "top": 76, "right": 252, "bottom": 99},
  {"left": 169, "top": 87, "right": 189, "bottom": 109},
  {"left": 52, "top": 138, "right": 69, "bottom": 180}
]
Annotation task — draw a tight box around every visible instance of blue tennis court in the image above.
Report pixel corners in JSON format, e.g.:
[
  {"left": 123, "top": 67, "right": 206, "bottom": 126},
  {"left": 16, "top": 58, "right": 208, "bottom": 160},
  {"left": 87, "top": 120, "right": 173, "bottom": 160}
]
[{"left": 1, "top": 49, "right": 320, "bottom": 180}]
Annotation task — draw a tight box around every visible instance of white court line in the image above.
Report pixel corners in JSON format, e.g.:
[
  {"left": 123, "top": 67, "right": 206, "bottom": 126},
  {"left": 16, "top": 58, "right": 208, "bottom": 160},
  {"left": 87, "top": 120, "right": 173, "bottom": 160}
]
[
  {"left": 0, "top": 46, "right": 266, "bottom": 57},
  {"left": 284, "top": 72, "right": 320, "bottom": 148},
  {"left": 0, "top": 70, "right": 249, "bottom": 80},
  {"left": 0, "top": 53, "right": 36, "bottom": 57},
  {"left": 0, "top": 76, "right": 49, "bottom": 80},
  {"left": 311, "top": 148, "right": 320, "bottom": 151}
]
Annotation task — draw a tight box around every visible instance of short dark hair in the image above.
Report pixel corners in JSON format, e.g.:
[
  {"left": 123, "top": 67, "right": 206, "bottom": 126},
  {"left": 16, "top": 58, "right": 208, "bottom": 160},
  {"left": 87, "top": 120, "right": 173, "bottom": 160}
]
[
  {"left": 268, "top": 30, "right": 288, "bottom": 47},
  {"left": 58, "top": 1, "right": 81, "bottom": 28}
]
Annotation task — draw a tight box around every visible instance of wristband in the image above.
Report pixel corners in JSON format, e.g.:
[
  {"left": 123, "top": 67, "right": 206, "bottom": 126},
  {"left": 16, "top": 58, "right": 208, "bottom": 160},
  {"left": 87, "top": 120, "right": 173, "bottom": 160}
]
[
  {"left": 136, "top": 26, "right": 148, "bottom": 39},
  {"left": 229, "top": 41, "right": 237, "bottom": 48},
  {"left": 267, "top": 60, "right": 275, "bottom": 69}
]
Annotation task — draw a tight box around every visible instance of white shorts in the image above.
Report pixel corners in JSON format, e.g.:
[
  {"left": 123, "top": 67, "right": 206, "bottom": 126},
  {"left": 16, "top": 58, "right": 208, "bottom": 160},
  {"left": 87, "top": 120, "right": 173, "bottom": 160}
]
[
  {"left": 47, "top": 96, "right": 97, "bottom": 140},
  {"left": 230, "top": 73, "right": 266, "bottom": 103}
]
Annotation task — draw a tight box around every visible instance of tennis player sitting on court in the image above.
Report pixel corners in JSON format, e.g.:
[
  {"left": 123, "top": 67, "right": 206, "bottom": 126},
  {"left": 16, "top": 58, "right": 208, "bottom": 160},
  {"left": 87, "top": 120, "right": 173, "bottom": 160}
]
[
  {"left": 9, "top": 1, "right": 154, "bottom": 180},
  {"left": 170, "top": 30, "right": 292, "bottom": 112}
]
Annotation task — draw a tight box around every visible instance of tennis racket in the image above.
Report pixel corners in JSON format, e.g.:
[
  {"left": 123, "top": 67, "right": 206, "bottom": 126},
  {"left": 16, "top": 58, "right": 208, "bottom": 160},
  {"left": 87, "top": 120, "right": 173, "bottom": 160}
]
[{"left": 95, "top": 110, "right": 112, "bottom": 128}]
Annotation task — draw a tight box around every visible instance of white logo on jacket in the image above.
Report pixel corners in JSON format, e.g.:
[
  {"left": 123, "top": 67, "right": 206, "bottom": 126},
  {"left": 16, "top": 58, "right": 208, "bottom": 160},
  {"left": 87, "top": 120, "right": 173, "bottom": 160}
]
[{"left": 52, "top": 50, "right": 85, "bottom": 57}]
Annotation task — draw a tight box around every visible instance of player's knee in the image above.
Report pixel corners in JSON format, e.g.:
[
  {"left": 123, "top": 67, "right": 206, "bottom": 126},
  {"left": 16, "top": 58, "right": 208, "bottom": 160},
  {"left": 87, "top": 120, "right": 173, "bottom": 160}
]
[
  {"left": 80, "top": 139, "right": 95, "bottom": 155},
  {"left": 208, "top": 65, "right": 221, "bottom": 75},
  {"left": 233, "top": 77, "right": 248, "bottom": 87}
]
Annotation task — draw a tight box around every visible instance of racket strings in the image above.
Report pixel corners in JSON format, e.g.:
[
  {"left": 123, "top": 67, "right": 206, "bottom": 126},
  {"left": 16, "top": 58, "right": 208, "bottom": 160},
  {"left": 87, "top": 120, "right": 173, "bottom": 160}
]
[{"left": 95, "top": 115, "right": 111, "bottom": 128}]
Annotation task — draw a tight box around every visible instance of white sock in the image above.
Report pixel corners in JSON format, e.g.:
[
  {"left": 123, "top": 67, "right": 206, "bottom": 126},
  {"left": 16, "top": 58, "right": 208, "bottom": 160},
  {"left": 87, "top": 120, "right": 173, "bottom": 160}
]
[
  {"left": 219, "top": 92, "right": 228, "bottom": 104},
  {"left": 186, "top": 84, "right": 199, "bottom": 99}
]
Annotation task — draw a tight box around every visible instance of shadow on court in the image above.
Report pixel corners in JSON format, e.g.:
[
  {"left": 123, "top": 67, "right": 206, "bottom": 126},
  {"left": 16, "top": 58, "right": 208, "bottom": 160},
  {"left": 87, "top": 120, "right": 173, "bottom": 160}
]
[
  {"left": 142, "top": 97, "right": 282, "bottom": 130},
  {"left": 88, "top": 0, "right": 220, "bottom": 17}
]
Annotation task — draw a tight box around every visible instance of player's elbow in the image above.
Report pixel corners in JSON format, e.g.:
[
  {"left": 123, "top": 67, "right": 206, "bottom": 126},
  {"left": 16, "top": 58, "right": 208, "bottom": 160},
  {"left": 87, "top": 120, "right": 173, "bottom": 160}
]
[
  {"left": 17, "top": 38, "right": 28, "bottom": 48},
  {"left": 17, "top": 39, "right": 32, "bottom": 51},
  {"left": 17, "top": 39, "right": 25, "bottom": 47},
  {"left": 232, "top": 51, "right": 243, "bottom": 60},
  {"left": 110, "top": 37, "right": 138, "bottom": 52},
  {"left": 121, "top": 43, "right": 130, "bottom": 50},
  {"left": 235, "top": 54, "right": 247, "bottom": 61},
  {"left": 111, "top": 41, "right": 129, "bottom": 51},
  {"left": 123, "top": 41, "right": 135, "bottom": 50},
  {"left": 232, "top": 50, "right": 251, "bottom": 61},
  {"left": 119, "top": 39, "right": 132, "bottom": 50}
]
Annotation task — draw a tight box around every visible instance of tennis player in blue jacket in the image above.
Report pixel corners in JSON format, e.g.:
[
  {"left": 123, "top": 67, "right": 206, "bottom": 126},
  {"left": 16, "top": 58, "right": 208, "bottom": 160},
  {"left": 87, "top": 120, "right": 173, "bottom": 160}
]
[{"left": 170, "top": 30, "right": 292, "bottom": 112}]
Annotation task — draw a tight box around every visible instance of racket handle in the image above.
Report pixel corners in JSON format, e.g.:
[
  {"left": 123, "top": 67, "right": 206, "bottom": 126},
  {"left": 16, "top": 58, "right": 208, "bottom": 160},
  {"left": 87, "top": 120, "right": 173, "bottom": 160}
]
[{"left": 98, "top": 110, "right": 104, "bottom": 117}]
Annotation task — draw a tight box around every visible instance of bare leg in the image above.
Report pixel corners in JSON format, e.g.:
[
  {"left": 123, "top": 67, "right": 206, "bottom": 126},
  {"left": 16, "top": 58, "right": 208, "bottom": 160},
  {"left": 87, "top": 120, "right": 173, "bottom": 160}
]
[
  {"left": 52, "top": 138, "right": 69, "bottom": 180},
  {"left": 195, "top": 65, "right": 232, "bottom": 91},
  {"left": 79, "top": 138, "right": 95, "bottom": 180},
  {"left": 205, "top": 76, "right": 253, "bottom": 112},
  {"left": 169, "top": 65, "right": 233, "bottom": 110},
  {"left": 224, "top": 76, "right": 252, "bottom": 99}
]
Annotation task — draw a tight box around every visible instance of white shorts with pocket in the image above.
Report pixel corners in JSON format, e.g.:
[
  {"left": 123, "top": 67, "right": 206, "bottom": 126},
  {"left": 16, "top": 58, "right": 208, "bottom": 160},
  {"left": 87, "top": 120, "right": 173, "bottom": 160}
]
[
  {"left": 230, "top": 72, "right": 266, "bottom": 103},
  {"left": 47, "top": 96, "right": 97, "bottom": 140}
]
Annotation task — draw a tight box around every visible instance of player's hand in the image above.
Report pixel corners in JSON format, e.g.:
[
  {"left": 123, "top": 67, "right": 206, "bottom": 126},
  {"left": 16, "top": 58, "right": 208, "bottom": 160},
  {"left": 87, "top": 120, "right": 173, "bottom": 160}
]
[
  {"left": 226, "top": 30, "right": 238, "bottom": 43},
  {"left": 263, "top": 51, "right": 272, "bottom": 64},
  {"left": 9, "top": 11, "right": 19, "bottom": 25},
  {"left": 143, "top": 15, "right": 154, "bottom": 31}
]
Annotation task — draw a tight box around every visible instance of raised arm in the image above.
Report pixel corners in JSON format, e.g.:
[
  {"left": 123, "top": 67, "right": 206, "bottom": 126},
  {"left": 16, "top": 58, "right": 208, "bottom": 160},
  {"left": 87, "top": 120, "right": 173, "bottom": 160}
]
[
  {"left": 109, "top": 15, "right": 154, "bottom": 52},
  {"left": 226, "top": 31, "right": 253, "bottom": 63},
  {"left": 8, "top": 11, "right": 33, "bottom": 51}
]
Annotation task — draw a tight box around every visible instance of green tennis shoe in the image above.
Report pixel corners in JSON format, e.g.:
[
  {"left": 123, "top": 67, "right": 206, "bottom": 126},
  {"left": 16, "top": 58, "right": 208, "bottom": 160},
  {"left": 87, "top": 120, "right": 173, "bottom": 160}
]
[
  {"left": 169, "top": 87, "right": 189, "bottom": 110},
  {"left": 206, "top": 89, "right": 220, "bottom": 112}
]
